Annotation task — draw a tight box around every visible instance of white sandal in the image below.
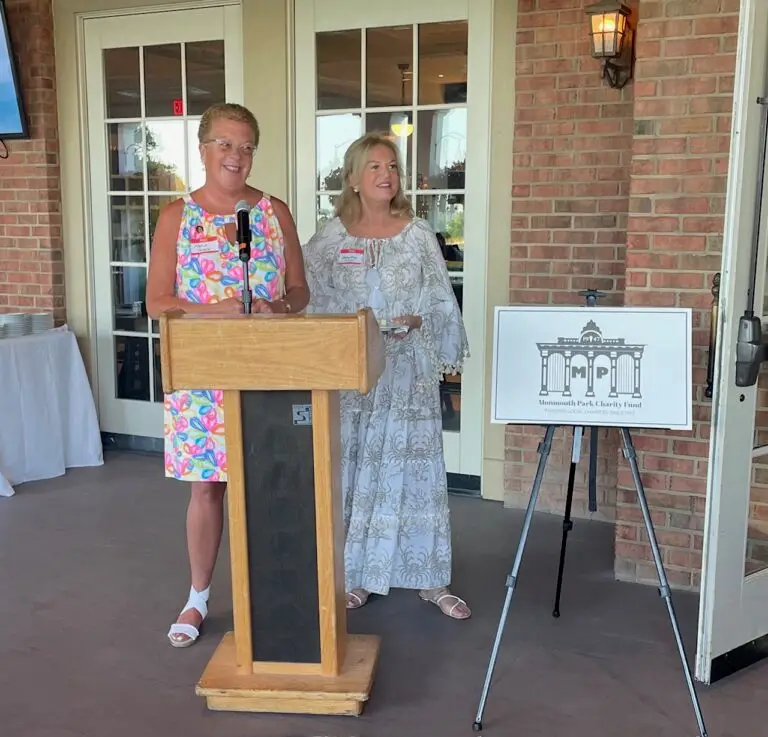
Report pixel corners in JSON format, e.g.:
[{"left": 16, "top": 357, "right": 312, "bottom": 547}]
[
  {"left": 418, "top": 588, "right": 471, "bottom": 620},
  {"left": 167, "top": 585, "right": 210, "bottom": 648}
]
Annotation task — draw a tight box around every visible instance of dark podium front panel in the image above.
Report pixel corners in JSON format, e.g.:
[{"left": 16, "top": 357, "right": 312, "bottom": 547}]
[{"left": 240, "top": 390, "right": 321, "bottom": 664}]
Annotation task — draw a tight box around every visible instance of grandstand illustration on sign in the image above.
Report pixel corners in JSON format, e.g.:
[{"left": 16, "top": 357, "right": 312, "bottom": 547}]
[{"left": 536, "top": 320, "right": 645, "bottom": 399}]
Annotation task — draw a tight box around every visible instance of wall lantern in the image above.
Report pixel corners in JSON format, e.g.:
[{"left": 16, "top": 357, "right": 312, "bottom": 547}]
[{"left": 585, "top": 1, "right": 635, "bottom": 90}]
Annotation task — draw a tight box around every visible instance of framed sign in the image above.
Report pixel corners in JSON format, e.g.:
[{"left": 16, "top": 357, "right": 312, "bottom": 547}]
[{"left": 491, "top": 306, "right": 693, "bottom": 430}]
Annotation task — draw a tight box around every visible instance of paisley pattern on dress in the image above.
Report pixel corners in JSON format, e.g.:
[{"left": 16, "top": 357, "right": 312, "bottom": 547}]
[
  {"left": 303, "top": 216, "right": 469, "bottom": 593},
  {"left": 163, "top": 194, "right": 285, "bottom": 482}
]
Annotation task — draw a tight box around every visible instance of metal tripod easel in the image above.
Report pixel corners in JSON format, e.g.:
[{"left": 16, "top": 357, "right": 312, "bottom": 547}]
[{"left": 472, "top": 292, "right": 708, "bottom": 737}]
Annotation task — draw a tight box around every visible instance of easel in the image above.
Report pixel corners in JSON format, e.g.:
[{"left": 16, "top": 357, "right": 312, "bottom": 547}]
[{"left": 473, "top": 292, "right": 708, "bottom": 737}]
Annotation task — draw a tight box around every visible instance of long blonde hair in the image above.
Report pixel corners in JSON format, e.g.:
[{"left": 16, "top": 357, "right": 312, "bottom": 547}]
[{"left": 334, "top": 132, "right": 414, "bottom": 225}]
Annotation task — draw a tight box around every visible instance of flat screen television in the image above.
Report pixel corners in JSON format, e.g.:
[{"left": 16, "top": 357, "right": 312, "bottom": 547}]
[{"left": 0, "top": 1, "right": 28, "bottom": 139}]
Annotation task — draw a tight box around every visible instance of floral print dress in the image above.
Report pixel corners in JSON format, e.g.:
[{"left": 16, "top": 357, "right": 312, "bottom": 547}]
[
  {"left": 303, "top": 217, "right": 469, "bottom": 594},
  {"left": 163, "top": 194, "right": 285, "bottom": 482}
]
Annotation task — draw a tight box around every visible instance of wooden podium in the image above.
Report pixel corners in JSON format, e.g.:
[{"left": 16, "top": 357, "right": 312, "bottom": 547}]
[{"left": 159, "top": 307, "right": 385, "bottom": 716}]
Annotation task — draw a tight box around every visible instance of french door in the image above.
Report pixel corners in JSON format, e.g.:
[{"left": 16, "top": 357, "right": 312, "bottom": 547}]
[
  {"left": 294, "top": 0, "right": 491, "bottom": 475},
  {"left": 697, "top": 0, "right": 768, "bottom": 684},
  {"left": 83, "top": 5, "right": 243, "bottom": 438}
]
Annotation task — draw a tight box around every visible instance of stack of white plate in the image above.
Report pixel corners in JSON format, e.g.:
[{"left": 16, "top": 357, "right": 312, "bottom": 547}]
[
  {"left": 0, "top": 313, "right": 32, "bottom": 338},
  {"left": 29, "top": 312, "right": 54, "bottom": 334}
]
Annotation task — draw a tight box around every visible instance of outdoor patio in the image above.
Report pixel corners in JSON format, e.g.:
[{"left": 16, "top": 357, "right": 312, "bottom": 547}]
[{"left": 0, "top": 450, "right": 764, "bottom": 737}]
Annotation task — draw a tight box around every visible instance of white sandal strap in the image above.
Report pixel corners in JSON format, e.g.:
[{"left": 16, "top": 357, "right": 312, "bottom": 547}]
[
  {"left": 435, "top": 593, "right": 467, "bottom": 617},
  {"left": 180, "top": 585, "right": 209, "bottom": 619},
  {"left": 168, "top": 623, "right": 200, "bottom": 640}
]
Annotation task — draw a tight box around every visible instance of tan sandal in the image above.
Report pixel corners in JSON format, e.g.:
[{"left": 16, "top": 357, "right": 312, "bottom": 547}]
[
  {"left": 346, "top": 588, "right": 370, "bottom": 609},
  {"left": 418, "top": 587, "right": 471, "bottom": 620}
]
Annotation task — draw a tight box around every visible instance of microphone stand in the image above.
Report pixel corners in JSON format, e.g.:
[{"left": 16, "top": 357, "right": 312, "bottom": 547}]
[{"left": 239, "top": 239, "right": 252, "bottom": 314}]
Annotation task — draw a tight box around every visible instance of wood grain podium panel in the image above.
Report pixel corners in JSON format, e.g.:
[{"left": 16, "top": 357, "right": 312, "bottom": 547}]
[{"left": 160, "top": 310, "right": 384, "bottom": 394}]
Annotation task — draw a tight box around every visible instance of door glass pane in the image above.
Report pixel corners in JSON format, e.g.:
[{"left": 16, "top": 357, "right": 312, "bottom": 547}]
[
  {"left": 316, "top": 113, "right": 362, "bottom": 190},
  {"left": 145, "top": 121, "right": 187, "bottom": 191},
  {"left": 366, "top": 26, "right": 413, "bottom": 108},
  {"left": 143, "top": 44, "right": 182, "bottom": 117},
  {"left": 148, "top": 195, "right": 177, "bottom": 249},
  {"left": 416, "top": 193, "right": 465, "bottom": 253},
  {"left": 418, "top": 21, "right": 468, "bottom": 106},
  {"left": 746, "top": 365, "right": 768, "bottom": 576},
  {"left": 153, "top": 338, "right": 164, "bottom": 403},
  {"left": 317, "top": 194, "right": 339, "bottom": 230},
  {"left": 115, "top": 336, "right": 150, "bottom": 401},
  {"left": 103, "top": 39, "right": 226, "bottom": 407},
  {"left": 112, "top": 266, "right": 148, "bottom": 333},
  {"left": 104, "top": 48, "right": 140, "bottom": 118},
  {"left": 108, "top": 123, "right": 144, "bottom": 191},
  {"left": 186, "top": 41, "right": 226, "bottom": 115},
  {"left": 110, "top": 196, "right": 146, "bottom": 262},
  {"left": 316, "top": 30, "right": 361, "bottom": 110},
  {"left": 187, "top": 119, "right": 205, "bottom": 190},
  {"left": 416, "top": 108, "right": 466, "bottom": 190}
]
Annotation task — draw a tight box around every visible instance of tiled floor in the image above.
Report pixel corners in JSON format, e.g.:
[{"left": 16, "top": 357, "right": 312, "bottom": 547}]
[{"left": 0, "top": 451, "right": 764, "bottom": 737}]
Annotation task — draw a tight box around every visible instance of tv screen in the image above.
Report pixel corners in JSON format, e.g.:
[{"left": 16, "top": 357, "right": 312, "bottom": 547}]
[{"left": 0, "top": 1, "right": 28, "bottom": 139}]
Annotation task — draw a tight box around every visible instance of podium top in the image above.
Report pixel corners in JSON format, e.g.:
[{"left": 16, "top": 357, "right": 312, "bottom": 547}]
[{"left": 159, "top": 307, "right": 385, "bottom": 394}]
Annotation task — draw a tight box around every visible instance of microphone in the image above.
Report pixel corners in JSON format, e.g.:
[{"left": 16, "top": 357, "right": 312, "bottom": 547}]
[{"left": 235, "top": 200, "right": 252, "bottom": 314}]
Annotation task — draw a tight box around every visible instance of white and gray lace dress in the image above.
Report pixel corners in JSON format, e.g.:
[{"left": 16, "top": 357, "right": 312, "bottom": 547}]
[{"left": 302, "top": 216, "right": 469, "bottom": 594}]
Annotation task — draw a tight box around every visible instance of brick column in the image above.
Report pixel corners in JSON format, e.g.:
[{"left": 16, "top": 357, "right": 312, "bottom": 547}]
[
  {"left": 505, "top": 0, "right": 636, "bottom": 521},
  {"left": 0, "top": 0, "right": 64, "bottom": 323},
  {"left": 619, "top": 0, "right": 739, "bottom": 589}
]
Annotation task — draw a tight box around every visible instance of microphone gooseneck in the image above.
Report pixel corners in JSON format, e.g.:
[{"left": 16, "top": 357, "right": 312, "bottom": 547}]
[{"left": 235, "top": 200, "right": 252, "bottom": 314}]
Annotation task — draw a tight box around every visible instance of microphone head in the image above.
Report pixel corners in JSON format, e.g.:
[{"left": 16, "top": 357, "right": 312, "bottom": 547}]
[{"left": 235, "top": 200, "right": 250, "bottom": 214}]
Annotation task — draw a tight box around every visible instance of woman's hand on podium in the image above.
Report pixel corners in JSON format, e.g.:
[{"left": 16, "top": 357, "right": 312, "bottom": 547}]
[
  {"left": 252, "top": 298, "right": 289, "bottom": 314},
  {"left": 204, "top": 297, "right": 245, "bottom": 315}
]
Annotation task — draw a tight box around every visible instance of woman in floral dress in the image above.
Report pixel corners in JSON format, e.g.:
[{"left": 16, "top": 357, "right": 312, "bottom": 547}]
[
  {"left": 146, "top": 103, "right": 309, "bottom": 647},
  {"left": 303, "top": 132, "right": 471, "bottom": 619}
]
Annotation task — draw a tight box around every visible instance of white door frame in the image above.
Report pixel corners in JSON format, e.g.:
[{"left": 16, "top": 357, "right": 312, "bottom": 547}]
[
  {"left": 79, "top": 2, "right": 243, "bottom": 438},
  {"left": 292, "top": 0, "right": 492, "bottom": 477},
  {"left": 697, "top": 0, "right": 768, "bottom": 684}
]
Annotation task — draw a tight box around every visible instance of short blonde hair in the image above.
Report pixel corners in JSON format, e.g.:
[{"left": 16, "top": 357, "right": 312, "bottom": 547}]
[
  {"left": 198, "top": 103, "right": 260, "bottom": 147},
  {"left": 334, "top": 132, "right": 414, "bottom": 225}
]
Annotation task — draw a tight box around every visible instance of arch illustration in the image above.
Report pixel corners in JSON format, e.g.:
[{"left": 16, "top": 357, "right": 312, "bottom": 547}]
[{"left": 536, "top": 320, "right": 645, "bottom": 399}]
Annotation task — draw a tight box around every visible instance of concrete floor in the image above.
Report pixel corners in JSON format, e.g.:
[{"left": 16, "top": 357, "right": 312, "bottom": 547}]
[{"left": 0, "top": 451, "right": 765, "bottom": 737}]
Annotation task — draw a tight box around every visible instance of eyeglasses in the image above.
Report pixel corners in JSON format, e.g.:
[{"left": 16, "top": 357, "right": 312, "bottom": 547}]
[{"left": 203, "top": 138, "right": 256, "bottom": 158}]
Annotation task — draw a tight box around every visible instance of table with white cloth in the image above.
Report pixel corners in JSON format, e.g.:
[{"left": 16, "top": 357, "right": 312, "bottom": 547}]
[{"left": 0, "top": 327, "right": 103, "bottom": 497}]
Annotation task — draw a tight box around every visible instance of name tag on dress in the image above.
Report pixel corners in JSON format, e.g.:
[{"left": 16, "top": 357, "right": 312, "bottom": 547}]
[
  {"left": 190, "top": 238, "right": 219, "bottom": 256},
  {"left": 337, "top": 247, "right": 364, "bottom": 266}
]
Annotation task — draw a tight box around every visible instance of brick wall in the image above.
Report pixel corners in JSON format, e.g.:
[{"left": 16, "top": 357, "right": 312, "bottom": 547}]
[
  {"left": 0, "top": 0, "right": 64, "bottom": 323},
  {"left": 618, "top": 0, "right": 739, "bottom": 589},
  {"left": 506, "top": 0, "right": 739, "bottom": 590},
  {"left": 505, "top": 0, "right": 637, "bottom": 522}
]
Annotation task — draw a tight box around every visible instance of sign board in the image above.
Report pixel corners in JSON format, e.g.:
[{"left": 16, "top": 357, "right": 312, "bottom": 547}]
[{"left": 491, "top": 306, "right": 693, "bottom": 430}]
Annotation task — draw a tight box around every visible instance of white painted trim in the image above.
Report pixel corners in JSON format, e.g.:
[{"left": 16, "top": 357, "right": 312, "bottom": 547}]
[
  {"left": 312, "top": 0, "right": 468, "bottom": 32},
  {"left": 75, "top": 14, "right": 101, "bottom": 418},
  {"left": 286, "top": 0, "right": 297, "bottom": 211},
  {"left": 76, "top": 0, "right": 240, "bottom": 21},
  {"left": 697, "top": 0, "right": 768, "bottom": 684},
  {"left": 459, "top": 0, "right": 494, "bottom": 476}
]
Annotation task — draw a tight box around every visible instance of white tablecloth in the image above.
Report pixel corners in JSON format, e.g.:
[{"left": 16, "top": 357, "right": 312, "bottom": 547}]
[{"left": 0, "top": 327, "right": 103, "bottom": 496}]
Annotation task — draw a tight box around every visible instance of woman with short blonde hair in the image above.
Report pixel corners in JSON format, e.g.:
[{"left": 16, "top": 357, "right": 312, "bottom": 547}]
[
  {"left": 303, "top": 131, "right": 471, "bottom": 619},
  {"left": 147, "top": 102, "right": 309, "bottom": 647}
]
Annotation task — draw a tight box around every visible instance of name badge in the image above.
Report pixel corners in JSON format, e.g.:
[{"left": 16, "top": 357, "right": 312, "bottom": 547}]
[
  {"left": 337, "top": 247, "right": 364, "bottom": 266},
  {"left": 190, "top": 238, "right": 219, "bottom": 256}
]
